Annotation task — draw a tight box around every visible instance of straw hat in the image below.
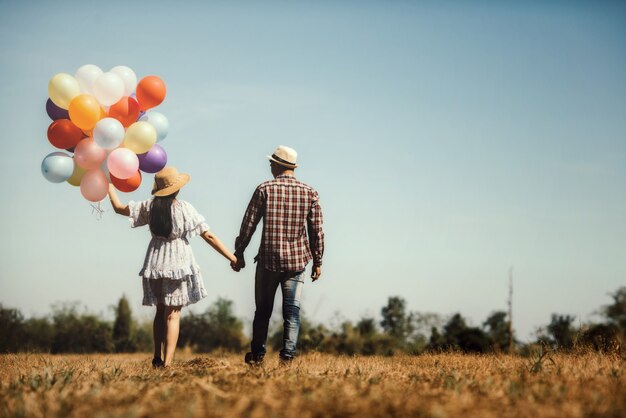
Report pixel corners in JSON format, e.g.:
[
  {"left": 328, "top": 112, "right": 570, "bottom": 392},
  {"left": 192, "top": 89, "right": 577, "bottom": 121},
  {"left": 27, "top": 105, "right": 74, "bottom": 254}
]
[
  {"left": 267, "top": 145, "right": 298, "bottom": 168},
  {"left": 151, "top": 166, "right": 190, "bottom": 196}
]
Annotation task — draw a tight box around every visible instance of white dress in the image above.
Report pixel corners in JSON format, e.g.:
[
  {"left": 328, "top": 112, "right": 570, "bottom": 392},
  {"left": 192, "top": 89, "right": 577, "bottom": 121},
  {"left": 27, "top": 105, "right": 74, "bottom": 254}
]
[{"left": 128, "top": 199, "right": 209, "bottom": 307}]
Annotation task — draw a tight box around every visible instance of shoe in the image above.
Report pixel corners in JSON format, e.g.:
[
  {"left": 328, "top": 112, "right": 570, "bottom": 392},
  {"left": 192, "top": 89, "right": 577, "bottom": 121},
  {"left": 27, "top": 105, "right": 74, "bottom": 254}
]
[
  {"left": 279, "top": 355, "right": 294, "bottom": 366},
  {"left": 244, "top": 352, "right": 265, "bottom": 366},
  {"left": 152, "top": 357, "right": 164, "bottom": 368}
]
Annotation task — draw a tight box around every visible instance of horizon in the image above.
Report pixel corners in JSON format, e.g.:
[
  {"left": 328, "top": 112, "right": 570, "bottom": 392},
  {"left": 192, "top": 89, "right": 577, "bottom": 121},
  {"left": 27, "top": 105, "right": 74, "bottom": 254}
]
[{"left": 1, "top": 1, "right": 625, "bottom": 341}]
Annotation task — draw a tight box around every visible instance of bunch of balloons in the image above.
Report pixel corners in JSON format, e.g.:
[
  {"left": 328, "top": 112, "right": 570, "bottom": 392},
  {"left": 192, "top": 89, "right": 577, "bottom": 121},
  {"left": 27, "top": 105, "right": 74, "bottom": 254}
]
[{"left": 41, "top": 64, "right": 170, "bottom": 202}]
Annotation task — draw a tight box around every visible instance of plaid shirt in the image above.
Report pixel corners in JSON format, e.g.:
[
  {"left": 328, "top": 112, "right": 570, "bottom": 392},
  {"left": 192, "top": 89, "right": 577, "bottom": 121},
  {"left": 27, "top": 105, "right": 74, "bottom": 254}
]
[{"left": 235, "top": 174, "right": 324, "bottom": 272}]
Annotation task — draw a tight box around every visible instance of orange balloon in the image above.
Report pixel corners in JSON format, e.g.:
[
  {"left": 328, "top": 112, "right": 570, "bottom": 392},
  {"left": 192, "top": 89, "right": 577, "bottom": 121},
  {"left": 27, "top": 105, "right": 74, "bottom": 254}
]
[
  {"left": 111, "top": 170, "right": 142, "bottom": 192},
  {"left": 108, "top": 96, "right": 140, "bottom": 127},
  {"left": 47, "top": 119, "right": 83, "bottom": 149},
  {"left": 136, "top": 76, "right": 166, "bottom": 110},
  {"left": 68, "top": 94, "right": 103, "bottom": 130}
]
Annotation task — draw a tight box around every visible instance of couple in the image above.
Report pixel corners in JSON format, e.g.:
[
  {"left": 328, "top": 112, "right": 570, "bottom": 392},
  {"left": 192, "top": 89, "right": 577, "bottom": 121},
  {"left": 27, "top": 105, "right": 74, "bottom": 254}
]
[{"left": 108, "top": 145, "right": 325, "bottom": 368}]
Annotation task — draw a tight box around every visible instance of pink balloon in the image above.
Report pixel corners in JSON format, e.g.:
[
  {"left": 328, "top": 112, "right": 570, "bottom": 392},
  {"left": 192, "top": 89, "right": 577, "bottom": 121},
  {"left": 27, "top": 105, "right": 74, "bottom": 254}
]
[
  {"left": 108, "top": 148, "right": 139, "bottom": 179},
  {"left": 80, "top": 169, "right": 108, "bottom": 202},
  {"left": 74, "top": 138, "right": 106, "bottom": 169}
]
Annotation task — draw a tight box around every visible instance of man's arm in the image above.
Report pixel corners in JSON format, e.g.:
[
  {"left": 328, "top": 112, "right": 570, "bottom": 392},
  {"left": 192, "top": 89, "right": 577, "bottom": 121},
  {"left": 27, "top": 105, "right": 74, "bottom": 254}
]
[
  {"left": 233, "top": 187, "right": 265, "bottom": 270},
  {"left": 307, "top": 191, "right": 324, "bottom": 281}
]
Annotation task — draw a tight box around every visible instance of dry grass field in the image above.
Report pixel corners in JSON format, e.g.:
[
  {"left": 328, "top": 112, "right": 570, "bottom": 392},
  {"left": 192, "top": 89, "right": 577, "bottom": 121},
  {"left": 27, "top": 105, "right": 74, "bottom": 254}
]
[{"left": 1, "top": 351, "right": 625, "bottom": 418}]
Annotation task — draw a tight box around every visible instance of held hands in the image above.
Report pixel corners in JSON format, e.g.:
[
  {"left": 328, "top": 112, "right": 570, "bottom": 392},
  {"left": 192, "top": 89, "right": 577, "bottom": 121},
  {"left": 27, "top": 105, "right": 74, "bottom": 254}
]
[{"left": 231, "top": 255, "right": 245, "bottom": 272}]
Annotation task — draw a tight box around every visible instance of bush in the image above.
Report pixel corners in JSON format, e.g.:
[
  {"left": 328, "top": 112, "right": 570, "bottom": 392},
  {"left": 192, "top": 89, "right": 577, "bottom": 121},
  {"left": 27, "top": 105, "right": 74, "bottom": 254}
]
[
  {"left": 179, "top": 298, "right": 245, "bottom": 352},
  {"left": 50, "top": 303, "right": 114, "bottom": 353}
]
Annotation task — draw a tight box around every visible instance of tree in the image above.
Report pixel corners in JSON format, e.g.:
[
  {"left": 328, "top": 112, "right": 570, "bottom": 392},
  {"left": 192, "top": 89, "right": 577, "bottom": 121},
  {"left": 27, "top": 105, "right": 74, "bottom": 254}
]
[
  {"left": 356, "top": 318, "right": 377, "bottom": 337},
  {"left": 579, "top": 323, "right": 621, "bottom": 353},
  {"left": 22, "top": 317, "right": 54, "bottom": 352},
  {"left": 433, "top": 313, "right": 490, "bottom": 353},
  {"left": 380, "top": 297, "right": 411, "bottom": 343},
  {"left": 546, "top": 314, "right": 576, "bottom": 349},
  {"left": 483, "top": 311, "right": 513, "bottom": 352},
  {"left": 0, "top": 305, "right": 24, "bottom": 352},
  {"left": 113, "top": 295, "right": 135, "bottom": 352},
  {"left": 603, "top": 287, "right": 626, "bottom": 333}
]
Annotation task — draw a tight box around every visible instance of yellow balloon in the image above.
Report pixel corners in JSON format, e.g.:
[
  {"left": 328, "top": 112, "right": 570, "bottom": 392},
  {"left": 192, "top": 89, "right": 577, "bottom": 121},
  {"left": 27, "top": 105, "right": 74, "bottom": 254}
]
[
  {"left": 123, "top": 121, "right": 157, "bottom": 154},
  {"left": 68, "top": 94, "right": 103, "bottom": 130},
  {"left": 67, "top": 159, "right": 87, "bottom": 186},
  {"left": 48, "top": 73, "right": 80, "bottom": 109}
]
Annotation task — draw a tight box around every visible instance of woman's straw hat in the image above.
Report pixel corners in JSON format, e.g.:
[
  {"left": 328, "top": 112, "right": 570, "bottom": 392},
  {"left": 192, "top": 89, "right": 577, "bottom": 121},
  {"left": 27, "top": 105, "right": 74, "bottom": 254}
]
[
  {"left": 267, "top": 145, "right": 298, "bottom": 168},
  {"left": 151, "top": 166, "right": 190, "bottom": 196}
]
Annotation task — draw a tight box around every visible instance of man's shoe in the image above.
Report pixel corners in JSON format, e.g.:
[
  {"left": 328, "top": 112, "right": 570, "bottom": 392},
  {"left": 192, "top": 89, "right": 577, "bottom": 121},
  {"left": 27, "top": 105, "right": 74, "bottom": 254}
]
[
  {"left": 278, "top": 355, "right": 294, "bottom": 366},
  {"left": 152, "top": 357, "right": 164, "bottom": 368},
  {"left": 244, "top": 352, "right": 265, "bottom": 366}
]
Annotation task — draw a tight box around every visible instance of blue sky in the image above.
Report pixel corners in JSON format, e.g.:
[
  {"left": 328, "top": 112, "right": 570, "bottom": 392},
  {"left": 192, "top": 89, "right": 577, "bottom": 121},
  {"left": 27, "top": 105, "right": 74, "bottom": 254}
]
[{"left": 0, "top": 1, "right": 625, "bottom": 340}]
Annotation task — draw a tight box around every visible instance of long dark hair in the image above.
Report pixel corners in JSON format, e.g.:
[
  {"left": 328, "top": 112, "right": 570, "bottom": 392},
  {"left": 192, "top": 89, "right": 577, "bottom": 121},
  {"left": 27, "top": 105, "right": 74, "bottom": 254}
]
[{"left": 149, "top": 191, "right": 178, "bottom": 238}]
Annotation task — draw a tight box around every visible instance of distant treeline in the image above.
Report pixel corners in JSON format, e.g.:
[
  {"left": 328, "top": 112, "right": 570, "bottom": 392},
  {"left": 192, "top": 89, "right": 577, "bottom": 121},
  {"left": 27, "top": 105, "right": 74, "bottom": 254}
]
[{"left": 1, "top": 287, "right": 624, "bottom": 355}]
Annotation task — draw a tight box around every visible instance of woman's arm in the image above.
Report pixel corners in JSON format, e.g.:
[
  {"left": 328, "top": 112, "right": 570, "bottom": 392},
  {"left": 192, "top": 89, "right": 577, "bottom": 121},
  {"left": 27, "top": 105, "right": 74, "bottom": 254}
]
[
  {"left": 201, "top": 231, "right": 237, "bottom": 264},
  {"left": 108, "top": 185, "right": 130, "bottom": 216}
]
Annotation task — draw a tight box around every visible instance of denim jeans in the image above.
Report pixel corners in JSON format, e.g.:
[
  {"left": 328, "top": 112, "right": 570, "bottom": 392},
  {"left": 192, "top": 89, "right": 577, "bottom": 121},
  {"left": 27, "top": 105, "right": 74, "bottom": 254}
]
[{"left": 251, "top": 264, "right": 305, "bottom": 359}]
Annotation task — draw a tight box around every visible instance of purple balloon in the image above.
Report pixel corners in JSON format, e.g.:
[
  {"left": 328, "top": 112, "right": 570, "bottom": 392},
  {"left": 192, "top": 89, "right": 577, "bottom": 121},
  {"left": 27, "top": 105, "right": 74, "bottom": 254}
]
[
  {"left": 138, "top": 144, "right": 167, "bottom": 173},
  {"left": 46, "top": 98, "right": 69, "bottom": 120}
]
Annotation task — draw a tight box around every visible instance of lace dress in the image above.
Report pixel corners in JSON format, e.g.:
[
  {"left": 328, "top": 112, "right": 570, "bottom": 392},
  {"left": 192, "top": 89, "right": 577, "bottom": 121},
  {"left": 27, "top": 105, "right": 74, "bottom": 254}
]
[{"left": 128, "top": 199, "right": 209, "bottom": 307}]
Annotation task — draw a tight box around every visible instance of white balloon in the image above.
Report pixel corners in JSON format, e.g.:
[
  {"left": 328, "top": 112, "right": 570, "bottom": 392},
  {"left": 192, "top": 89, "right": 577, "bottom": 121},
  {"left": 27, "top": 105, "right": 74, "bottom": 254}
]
[
  {"left": 75, "top": 64, "right": 103, "bottom": 95},
  {"left": 93, "top": 72, "right": 125, "bottom": 106},
  {"left": 139, "top": 111, "right": 169, "bottom": 142},
  {"left": 93, "top": 118, "right": 125, "bottom": 150},
  {"left": 110, "top": 66, "right": 138, "bottom": 96},
  {"left": 41, "top": 152, "right": 74, "bottom": 183}
]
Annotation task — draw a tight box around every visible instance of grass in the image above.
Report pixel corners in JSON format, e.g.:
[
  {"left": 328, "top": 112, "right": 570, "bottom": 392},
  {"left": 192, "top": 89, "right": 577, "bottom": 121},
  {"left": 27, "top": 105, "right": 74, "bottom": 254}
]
[{"left": 0, "top": 351, "right": 625, "bottom": 418}]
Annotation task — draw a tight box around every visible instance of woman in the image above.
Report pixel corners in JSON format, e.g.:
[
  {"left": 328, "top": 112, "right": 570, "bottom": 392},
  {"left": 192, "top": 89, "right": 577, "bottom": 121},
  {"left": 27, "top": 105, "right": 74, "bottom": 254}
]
[{"left": 108, "top": 166, "right": 236, "bottom": 367}]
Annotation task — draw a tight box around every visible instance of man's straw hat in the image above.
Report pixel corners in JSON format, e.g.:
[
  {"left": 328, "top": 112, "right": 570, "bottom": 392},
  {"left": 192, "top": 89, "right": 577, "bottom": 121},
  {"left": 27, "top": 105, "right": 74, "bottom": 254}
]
[
  {"left": 267, "top": 145, "right": 298, "bottom": 168},
  {"left": 152, "top": 166, "right": 190, "bottom": 197}
]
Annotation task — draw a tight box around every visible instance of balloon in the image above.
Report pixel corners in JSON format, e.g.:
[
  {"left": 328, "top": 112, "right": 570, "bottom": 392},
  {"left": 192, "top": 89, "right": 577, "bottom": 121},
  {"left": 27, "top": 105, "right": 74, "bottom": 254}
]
[
  {"left": 138, "top": 144, "right": 167, "bottom": 173},
  {"left": 93, "top": 72, "right": 125, "bottom": 106},
  {"left": 74, "top": 137, "right": 106, "bottom": 169},
  {"left": 48, "top": 73, "right": 80, "bottom": 109},
  {"left": 69, "top": 94, "right": 103, "bottom": 130},
  {"left": 80, "top": 169, "right": 108, "bottom": 202},
  {"left": 139, "top": 111, "right": 169, "bottom": 142},
  {"left": 41, "top": 152, "right": 74, "bottom": 183},
  {"left": 47, "top": 119, "right": 83, "bottom": 149},
  {"left": 110, "top": 66, "right": 137, "bottom": 96},
  {"left": 111, "top": 170, "right": 142, "bottom": 193},
  {"left": 46, "top": 98, "right": 69, "bottom": 120},
  {"left": 123, "top": 121, "right": 156, "bottom": 154},
  {"left": 67, "top": 160, "right": 87, "bottom": 186},
  {"left": 93, "top": 118, "right": 124, "bottom": 150},
  {"left": 108, "top": 96, "right": 140, "bottom": 127},
  {"left": 136, "top": 75, "right": 166, "bottom": 110},
  {"left": 108, "top": 148, "right": 139, "bottom": 179},
  {"left": 75, "top": 64, "right": 103, "bottom": 95}
]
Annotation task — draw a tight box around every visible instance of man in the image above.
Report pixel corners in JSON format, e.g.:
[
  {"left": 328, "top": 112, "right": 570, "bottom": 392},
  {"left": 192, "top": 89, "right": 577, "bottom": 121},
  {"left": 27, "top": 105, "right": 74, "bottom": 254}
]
[{"left": 232, "top": 145, "right": 325, "bottom": 365}]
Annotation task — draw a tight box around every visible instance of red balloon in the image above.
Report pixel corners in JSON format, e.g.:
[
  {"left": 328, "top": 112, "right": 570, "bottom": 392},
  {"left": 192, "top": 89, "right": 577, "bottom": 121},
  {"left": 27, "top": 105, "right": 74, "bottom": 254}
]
[
  {"left": 136, "top": 76, "right": 166, "bottom": 110},
  {"left": 111, "top": 170, "right": 142, "bottom": 192},
  {"left": 109, "top": 96, "right": 140, "bottom": 127},
  {"left": 47, "top": 119, "right": 84, "bottom": 149}
]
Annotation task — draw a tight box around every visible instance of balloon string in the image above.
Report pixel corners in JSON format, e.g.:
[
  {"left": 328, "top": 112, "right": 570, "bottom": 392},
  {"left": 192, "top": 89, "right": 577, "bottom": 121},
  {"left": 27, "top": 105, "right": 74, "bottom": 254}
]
[{"left": 90, "top": 202, "right": 105, "bottom": 220}]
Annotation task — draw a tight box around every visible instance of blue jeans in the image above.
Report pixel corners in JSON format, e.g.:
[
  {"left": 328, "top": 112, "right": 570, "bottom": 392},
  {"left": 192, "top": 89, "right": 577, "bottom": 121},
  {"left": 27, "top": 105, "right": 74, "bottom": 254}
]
[{"left": 251, "top": 265, "right": 305, "bottom": 359}]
